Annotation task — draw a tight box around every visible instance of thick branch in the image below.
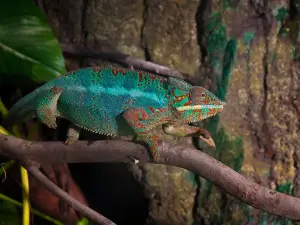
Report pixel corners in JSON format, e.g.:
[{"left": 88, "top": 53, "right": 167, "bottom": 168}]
[
  {"left": 1, "top": 134, "right": 300, "bottom": 221},
  {"left": 61, "top": 43, "right": 186, "bottom": 80}
]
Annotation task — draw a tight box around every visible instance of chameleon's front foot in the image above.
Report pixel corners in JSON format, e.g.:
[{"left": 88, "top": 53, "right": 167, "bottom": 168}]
[
  {"left": 35, "top": 86, "right": 63, "bottom": 129},
  {"left": 162, "top": 124, "right": 216, "bottom": 149},
  {"left": 139, "top": 133, "right": 160, "bottom": 163},
  {"left": 123, "top": 108, "right": 167, "bottom": 163},
  {"left": 65, "top": 125, "right": 81, "bottom": 145}
]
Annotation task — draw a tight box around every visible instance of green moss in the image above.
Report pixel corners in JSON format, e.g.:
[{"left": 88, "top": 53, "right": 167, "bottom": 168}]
[
  {"left": 276, "top": 182, "right": 292, "bottom": 195},
  {"left": 245, "top": 205, "right": 254, "bottom": 223},
  {"left": 243, "top": 32, "right": 255, "bottom": 46},
  {"left": 184, "top": 171, "right": 198, "bottom": 187},
  {"left": 218, "top": 38, "right": 237, "bottom": 101},
  {"left": 215, "top": 127, "right": 244, "bottom": 171},
  {"left": 259, "top": 212, "right": 268, "bottom": 225},
  {"left": 291, "top": 46, "right": 300, "bottom": 60},
  {"left": 273, "top": 7, "right": 289, "bottom": 22},
  {"left": 223, "top": 0, "right": 230, "bottom": 10},
  {"left": 223, "top": 0, "right": 241, "bottom": 9},
  {"left": 189, "top": 8, "right": 247, "bottom": 225},
  {"left": 207, "top": 13, "right": 228, "bottom": 70},
  {"left": 273, "top": 7, "right": 290, "bottom": 37}
]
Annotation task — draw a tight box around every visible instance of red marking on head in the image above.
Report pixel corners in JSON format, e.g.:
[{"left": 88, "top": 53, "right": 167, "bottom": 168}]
[
  {"left": 207, "top": 108, "right": 217, "bottom": 116},
  {"left": 175, "top": 95, "right": 188, "bottom": 102},
  {"left": 183, "top": 100, "right": 193, "bottom": 106}
]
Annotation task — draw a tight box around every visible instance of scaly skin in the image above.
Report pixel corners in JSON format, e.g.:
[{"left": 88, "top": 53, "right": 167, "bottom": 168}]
[{"left": 4, "top": 67, "right": 226, "bottom": 162}]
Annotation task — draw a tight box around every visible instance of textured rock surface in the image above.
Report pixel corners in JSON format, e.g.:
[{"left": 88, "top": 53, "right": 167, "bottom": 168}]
[
  {"left": 40, "top": 0, "right": 300, "bottom": 224},
  {"left": 142, "top": 0, "right": 201, "bottom": 75}
]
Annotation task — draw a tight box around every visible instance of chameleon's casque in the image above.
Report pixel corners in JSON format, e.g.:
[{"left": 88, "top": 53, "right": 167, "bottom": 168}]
[{"left": 5, "top": 67, "right": 225, "bottom": 161}]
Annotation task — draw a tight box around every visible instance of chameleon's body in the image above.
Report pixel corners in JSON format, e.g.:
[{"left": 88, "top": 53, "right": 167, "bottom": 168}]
[{"left": 5, "top": 67, "right": 225, "bottom": 161}]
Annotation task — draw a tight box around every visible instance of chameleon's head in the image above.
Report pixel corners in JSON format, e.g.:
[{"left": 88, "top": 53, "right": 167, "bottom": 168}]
[{"left": 174, "top": 86, "right": 226, "bottom": 122}]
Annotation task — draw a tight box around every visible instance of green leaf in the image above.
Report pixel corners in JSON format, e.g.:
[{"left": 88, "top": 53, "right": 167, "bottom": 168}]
[
  {"left": 0, "top": 200, "right": 20, "bottom": 225},
  {"left": 77, "top": 217, "right": 94, "bottom": 225},
  {"left": 0, "top": 0, "right": 66, "bottom": 83}
]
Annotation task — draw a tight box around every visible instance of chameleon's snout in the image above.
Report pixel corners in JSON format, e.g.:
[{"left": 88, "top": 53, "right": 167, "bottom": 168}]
[
  {"left": 219, "top": 100, "right": 226, "bottom": 106},
  {"left": 215, "top": 99, "right": 226, "bottom": 112}
]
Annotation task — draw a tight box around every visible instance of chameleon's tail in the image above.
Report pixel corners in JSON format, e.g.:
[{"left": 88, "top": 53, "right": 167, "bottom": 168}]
[{"left": 3, "top": 84, "right": 52, "bottom": 131}]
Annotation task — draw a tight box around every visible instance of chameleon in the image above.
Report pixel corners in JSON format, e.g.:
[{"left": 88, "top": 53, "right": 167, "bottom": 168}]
[{"left": 4, "top": 67, "right": 226, "bottom": 162}]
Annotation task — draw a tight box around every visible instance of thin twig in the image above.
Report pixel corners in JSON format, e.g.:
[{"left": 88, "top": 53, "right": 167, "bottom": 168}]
[
  {"left": 26, "top": 166, "right": 116, "bottom": 225},
  {"left": 1, "top": 163, "right": 7, "bottom": 182},
  {"left": 60, "top": 43, "right": 186, "bottom": 80},
  {"left": 1, "top": 134, "right": 300, "bottom": 221}
]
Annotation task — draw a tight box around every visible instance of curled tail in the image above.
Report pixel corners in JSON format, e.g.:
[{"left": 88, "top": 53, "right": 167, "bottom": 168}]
[{"left": 3, "top": 84, "right": 52, "bottom": 130}]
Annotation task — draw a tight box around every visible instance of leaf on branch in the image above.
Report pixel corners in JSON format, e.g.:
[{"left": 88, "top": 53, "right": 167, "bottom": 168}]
[{"left": 0, "top": 0, "right": 66, "bottom": 83}]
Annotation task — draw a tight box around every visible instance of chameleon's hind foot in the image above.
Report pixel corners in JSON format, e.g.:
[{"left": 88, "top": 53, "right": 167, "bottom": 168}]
[
  {"left": 65, "top": 125, "right": 81, "bottom": 145},
  {"left": 36, "top": 108, "right": 57, "bottom": 129},
  {"left": 36, "top": 86, "right": 62, "bottom": 129}
]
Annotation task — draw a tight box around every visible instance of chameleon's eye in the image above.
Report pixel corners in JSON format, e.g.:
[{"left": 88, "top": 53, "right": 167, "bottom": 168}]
[{"left": 189, "top": 86, "right": 207, "bottom": 104}]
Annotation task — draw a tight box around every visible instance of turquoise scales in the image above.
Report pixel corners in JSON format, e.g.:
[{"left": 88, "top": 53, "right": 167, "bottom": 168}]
[{"left": 4, "top": 67, "right": 226, "bottom": 162}]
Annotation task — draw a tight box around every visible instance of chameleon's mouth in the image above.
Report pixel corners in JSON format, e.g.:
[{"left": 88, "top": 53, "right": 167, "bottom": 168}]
[{"left": 176, "top": 101, "right": 226, "bottom": 111}]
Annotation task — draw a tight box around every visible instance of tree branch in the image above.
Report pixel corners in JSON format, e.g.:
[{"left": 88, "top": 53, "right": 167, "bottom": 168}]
[
  {"left": 1, "top": 134, "right": 300, "bottom": 222},
  {"left": 60, "top": 43, "right": 187, "bottom": 80}
]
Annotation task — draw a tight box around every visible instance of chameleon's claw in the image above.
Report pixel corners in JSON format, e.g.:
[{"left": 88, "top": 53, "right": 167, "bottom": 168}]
[
  {"left": 197, "top": 128, "right": 216, "bottom": 149},
  {"left": 128, "top": 156, "right": 140, "bottom": 164},
  {"left": 199, "top": 135, "right": 216, "bottom": 149},
  {"left": 65, "top": 138, "right": 74, "bottom": 146}
]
